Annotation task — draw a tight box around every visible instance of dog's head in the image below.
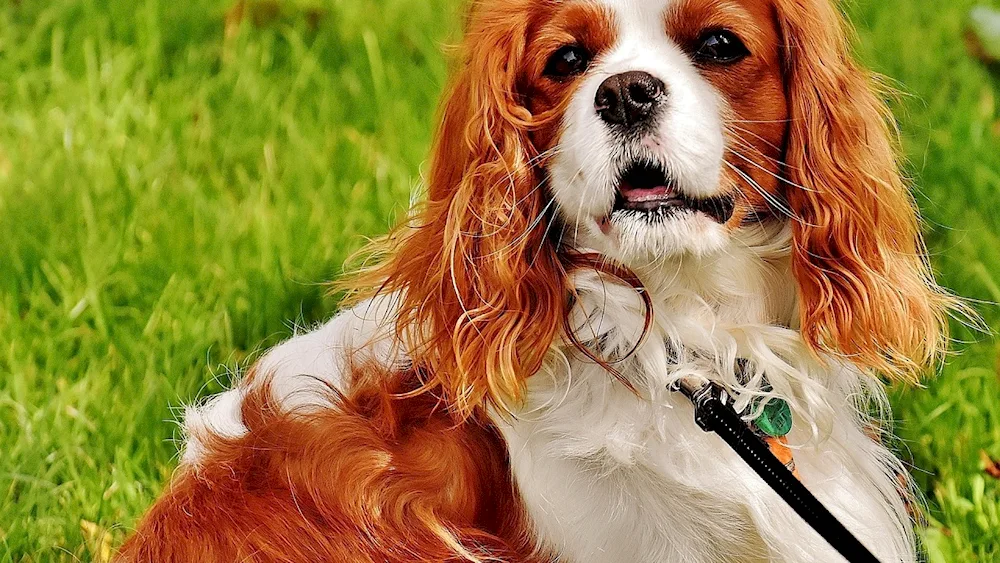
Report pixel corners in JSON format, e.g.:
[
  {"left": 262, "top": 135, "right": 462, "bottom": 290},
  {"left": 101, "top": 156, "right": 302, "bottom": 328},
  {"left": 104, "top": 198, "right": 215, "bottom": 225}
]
[{"left": 353, "top": 0, "right": 951, "bottom": 416}]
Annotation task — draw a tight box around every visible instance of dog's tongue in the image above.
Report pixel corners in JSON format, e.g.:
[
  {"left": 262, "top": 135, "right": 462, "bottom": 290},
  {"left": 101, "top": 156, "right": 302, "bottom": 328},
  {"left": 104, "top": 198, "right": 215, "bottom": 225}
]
[{"left": 620, "top": 184, "right": 672, "bottom": 202}]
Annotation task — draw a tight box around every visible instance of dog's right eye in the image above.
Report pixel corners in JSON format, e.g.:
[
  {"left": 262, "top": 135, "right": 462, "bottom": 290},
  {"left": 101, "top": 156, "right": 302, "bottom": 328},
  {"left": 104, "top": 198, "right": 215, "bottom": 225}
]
[
  {"left": 694, "top": 30, "right": 750, "bottom": 64},
  {"left": 544, "top": 45, "right": 591, "bottom": 79}
]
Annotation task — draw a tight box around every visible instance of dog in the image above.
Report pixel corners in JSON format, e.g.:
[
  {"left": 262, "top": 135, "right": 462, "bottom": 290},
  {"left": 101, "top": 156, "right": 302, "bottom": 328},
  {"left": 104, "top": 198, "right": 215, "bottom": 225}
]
[{"left": 118, "top": 0, "right": 955, "bottom": 561}]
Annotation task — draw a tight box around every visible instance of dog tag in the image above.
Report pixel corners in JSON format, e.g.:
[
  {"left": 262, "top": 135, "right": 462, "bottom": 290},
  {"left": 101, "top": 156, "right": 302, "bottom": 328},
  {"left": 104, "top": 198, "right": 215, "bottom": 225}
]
[{"left": 756, "top": 398, "right": 793, "bottom": 438}]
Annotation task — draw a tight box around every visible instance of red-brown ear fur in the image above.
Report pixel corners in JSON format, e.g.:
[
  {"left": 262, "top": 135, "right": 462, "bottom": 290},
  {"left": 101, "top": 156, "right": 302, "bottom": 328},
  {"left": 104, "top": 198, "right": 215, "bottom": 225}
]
[
  {"left": 776, "top": 0, "right": 953, "bottom": 381},
  {"left": 343, "top": 1, "right": 567, "bottom": 418}
]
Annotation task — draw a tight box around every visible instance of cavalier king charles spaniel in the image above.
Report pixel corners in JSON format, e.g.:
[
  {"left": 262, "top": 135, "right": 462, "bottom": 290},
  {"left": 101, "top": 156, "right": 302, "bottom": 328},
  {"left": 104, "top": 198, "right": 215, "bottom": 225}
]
[{"left": 119, "top": 0, "right": 954, "bottom": 561}]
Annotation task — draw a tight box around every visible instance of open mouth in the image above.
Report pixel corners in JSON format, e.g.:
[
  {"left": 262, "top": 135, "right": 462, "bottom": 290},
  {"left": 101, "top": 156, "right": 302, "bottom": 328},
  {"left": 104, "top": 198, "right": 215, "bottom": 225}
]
[{"left": 613, "top": 161, "right": 735, "bottom": 223}]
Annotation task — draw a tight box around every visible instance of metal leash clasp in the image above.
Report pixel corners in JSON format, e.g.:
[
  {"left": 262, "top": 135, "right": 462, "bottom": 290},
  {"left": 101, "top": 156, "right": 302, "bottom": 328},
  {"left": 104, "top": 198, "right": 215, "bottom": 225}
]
[{"left": 672, "top": 376, "right": 727, "bottom": 432}]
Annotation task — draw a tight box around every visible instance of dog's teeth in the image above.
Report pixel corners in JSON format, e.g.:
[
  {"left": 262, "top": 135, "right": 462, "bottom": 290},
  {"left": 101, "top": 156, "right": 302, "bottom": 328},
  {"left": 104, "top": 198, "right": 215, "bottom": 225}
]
[{"left": 611, "top": 159, "right": 735, "bottom": 223}]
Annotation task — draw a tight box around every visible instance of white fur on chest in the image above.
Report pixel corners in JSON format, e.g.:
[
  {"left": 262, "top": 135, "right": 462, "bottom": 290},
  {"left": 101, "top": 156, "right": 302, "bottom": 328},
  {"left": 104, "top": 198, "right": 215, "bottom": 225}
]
[{"left": 495, "top": 242, "right": 916, "bottom": 563}]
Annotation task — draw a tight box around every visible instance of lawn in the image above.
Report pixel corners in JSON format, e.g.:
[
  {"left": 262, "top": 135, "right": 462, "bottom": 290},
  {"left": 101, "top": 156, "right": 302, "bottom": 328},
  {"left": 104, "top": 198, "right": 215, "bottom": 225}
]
[{"left": 0, "top": 0, "right": 998, "bottom": 561}]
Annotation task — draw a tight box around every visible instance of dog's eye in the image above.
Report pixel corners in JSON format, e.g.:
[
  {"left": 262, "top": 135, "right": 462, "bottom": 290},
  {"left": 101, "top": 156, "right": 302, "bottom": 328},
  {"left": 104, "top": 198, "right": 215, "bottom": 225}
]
[
  {"left": 544, "top": 45, "right": 591, "bottom": 78},
  {"left": 694, "top": 30, "right": 750, "bottom": 64}
]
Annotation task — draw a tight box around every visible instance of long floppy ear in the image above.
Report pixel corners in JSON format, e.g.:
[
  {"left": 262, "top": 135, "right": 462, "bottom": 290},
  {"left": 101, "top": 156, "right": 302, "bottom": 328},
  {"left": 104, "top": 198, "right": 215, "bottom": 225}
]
[
  {"left": 346, "top": 2, "right": 567, "bottom": 418},
  {"left": 776, "top": 0, "right": 952, "bottom": 382}
]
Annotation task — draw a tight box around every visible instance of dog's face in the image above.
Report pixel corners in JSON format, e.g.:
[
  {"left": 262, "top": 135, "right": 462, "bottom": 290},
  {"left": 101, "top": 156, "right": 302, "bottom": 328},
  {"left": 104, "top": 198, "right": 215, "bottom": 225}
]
[
  {"left": 364, "top": 0, "right": 950, "bottom": 416},
  {"left": 526, "top": 0, "right": 785, "bottom": 262}
]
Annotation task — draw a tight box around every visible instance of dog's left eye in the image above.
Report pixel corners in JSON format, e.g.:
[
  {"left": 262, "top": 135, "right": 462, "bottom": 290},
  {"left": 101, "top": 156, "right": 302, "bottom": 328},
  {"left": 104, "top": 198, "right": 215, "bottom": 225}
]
[
  {"left": 694, "top": 30, "right": 750, "bottom": 64},
  {"left": 544, "top": 45, "right": 592, "bottom": 78}
]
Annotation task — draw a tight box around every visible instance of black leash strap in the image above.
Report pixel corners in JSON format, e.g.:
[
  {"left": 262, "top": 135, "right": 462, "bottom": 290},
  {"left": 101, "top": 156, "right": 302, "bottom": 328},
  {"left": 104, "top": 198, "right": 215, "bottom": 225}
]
[{"left": 674, "top": 377, "right": 882, "bottom": 563}]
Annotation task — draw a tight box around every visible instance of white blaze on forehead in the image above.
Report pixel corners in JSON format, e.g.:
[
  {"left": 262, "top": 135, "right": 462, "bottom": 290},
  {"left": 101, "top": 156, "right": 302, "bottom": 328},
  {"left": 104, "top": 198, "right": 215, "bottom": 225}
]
[{"left": 595, "top": 0, "right": 679, "bottom": 41}]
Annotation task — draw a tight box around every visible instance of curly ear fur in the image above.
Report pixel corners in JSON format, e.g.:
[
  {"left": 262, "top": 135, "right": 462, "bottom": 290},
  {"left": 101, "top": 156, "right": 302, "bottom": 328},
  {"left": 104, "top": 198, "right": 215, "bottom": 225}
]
[
  {"left": 776, "top": 0, "right": 953, "bottom": 381},
  {"left": 344, "top": 0, "right": 567, "bottom": 418}
]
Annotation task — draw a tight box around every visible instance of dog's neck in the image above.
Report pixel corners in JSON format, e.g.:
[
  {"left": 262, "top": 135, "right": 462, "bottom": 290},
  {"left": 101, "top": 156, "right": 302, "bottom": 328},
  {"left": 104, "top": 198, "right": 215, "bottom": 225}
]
[{"left": 566, "top": 219, "right": 797, "bottom": 329}]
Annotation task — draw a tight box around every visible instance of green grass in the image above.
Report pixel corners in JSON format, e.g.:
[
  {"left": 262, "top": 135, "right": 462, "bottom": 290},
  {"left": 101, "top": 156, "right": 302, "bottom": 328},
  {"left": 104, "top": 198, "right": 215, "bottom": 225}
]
[{"left": 0, "top": 0, "right": 998, "bottom": 561}]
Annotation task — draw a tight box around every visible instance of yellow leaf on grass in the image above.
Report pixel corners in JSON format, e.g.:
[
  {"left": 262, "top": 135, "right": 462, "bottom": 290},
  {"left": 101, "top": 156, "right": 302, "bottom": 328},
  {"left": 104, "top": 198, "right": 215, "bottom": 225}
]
[{"left": 80, "top": 519, "right": 113, "bottom": 563}]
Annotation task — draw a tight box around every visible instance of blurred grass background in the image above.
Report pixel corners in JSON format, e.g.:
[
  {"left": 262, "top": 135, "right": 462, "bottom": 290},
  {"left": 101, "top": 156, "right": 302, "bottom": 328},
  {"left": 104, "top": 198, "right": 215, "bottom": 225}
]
[{"left": 0, "top": 0, "right": 998, "bottom": 561}]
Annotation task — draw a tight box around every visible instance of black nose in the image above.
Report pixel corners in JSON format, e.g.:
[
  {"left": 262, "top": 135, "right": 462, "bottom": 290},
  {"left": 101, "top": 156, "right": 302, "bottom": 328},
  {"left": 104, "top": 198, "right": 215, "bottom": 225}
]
[{"left": 595, "top": 71, "right": 666, "bottom": 128}]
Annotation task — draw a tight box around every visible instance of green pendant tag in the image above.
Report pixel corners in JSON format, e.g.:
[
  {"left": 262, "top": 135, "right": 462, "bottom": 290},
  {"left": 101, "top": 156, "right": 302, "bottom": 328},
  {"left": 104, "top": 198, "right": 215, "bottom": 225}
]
[{"left": 756, "top": 399, "right": 793, "bottom": 438}]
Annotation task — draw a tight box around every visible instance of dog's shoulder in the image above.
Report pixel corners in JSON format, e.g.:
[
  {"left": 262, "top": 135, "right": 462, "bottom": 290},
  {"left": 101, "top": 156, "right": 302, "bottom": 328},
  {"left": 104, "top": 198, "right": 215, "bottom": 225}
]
[{"left": 180, "top": 293, "right": 404, "bottom": 465}]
